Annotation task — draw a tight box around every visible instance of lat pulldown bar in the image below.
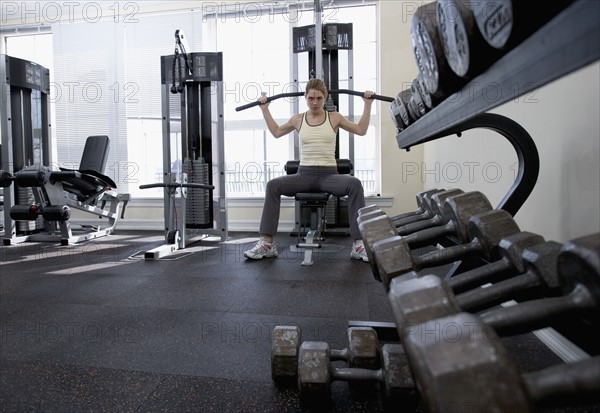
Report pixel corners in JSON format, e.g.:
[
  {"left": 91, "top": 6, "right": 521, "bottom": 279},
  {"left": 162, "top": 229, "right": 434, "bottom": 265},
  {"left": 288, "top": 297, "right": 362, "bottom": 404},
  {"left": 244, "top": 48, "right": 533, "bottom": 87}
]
[{"left": 235, "top": 89, "right": 394, "bottom": 112}]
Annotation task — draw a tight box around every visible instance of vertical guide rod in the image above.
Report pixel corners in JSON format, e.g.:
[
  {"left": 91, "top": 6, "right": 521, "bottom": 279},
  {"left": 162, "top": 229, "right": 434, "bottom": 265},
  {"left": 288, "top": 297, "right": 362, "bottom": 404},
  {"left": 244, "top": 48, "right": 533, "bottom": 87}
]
[{"left": 314, "top": 0, "right": 322, "bottom": 79}]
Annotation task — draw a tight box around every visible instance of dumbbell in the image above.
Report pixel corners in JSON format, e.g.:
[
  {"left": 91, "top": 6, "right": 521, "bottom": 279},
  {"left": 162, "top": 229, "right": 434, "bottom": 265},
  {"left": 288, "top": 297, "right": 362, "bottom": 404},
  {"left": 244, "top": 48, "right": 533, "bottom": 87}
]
[
  {"left": 362, "top": 190, "right": 494, "bottom": 261},
  {"left": 271, "top": 325, "right": 301, "bottom": 382},
  {"left": 395, "top": 188, "right": 465, "bottom": 235},
  {"left": 403, "top": 312, "right": 600, "bottom": 413},
  {"left": 389, "top": 97, "right": 406, "bottom": 132},
  {"left": 447, "top": 231, "right": 547, "bottom": 293},
  {"left": 382, "top": 230, "right": 548, "bottom": 292},
  {"left": 392, "top": 188, "right": 445, "bottom": 226},
  {"left": 358, "top": 188, "right": 464, "bottom": 235},
  {"left": 413, "top": 73, "right": 437, "bottom": 110},
  {"left": 480, "top": 232, "right": 599, "bottom": 336},
  {"left": 377, "top": 230, "right": 546, "bottom": 292},
  {"left": 437, "top": 0, "right": 503, "bottom": 80},
  {"left": 389, "top": 84, "right": 428, "bottom": 132},
  {"left": 400, "top": 191, "right": 496, "bottom": 248},
  {"left": 358, "top": 188, "right": 446, "bottom": 226},
  {"left": 393, "top": 89, "right": 413, "bottom": 127},
  {"left": 370, "top": 209, "right": 521, "bottom": 287},
  {"left": 450, "top": 239, "right": 564, "bottom": 311},
  {"left": 471, "top": 0, "right": 575, "bottom": 52},
  {"left": 407, "top": 87, "right": 426, "bottom": 121},
  {"left": 297, "top": 341, "right": 416, "bottom": 407},
  {"left": 361, "top": 190, "right": 494, "bottom": 256},
  {"left": 358, "top": 214, "right": 398, "bottom": 282},
  {"left": 270, "top": 325, "right": 381, "bottom": 382},
  {"left": 359, "top": 193, "right": 498, "bottom": 283},
  {"left": 411, "top": 2, "right": 465, "bottom": 101},
  {"left": 391, "top": 188, "right": 451, "bottom": 227},
  {"left": 364, "top": 189, "right": 467, "bottom": 245},
  {"left": 361, "top": 190, "right": 496, "bottom": 256},
  {"left": 357, "top": 188, "right": 449, "bottom": 231},
  {"left": 357, "top": 204, "right": 383, "bottom": 218},
  {"left": 389, "top": 233, "right": 598, "bottom": 338},
  {"left": 392, "top": 188, "right": 458, "bottom": 228}
]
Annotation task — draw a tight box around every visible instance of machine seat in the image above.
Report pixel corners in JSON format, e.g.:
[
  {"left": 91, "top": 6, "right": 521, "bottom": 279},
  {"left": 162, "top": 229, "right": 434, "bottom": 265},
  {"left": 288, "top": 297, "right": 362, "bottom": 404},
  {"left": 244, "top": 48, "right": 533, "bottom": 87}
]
[
  {"left": 295, "top": 192, "right": 332, "bottom": 202},
  {"left": 56, "top": 135, "right": 115, "bottom": 202}
]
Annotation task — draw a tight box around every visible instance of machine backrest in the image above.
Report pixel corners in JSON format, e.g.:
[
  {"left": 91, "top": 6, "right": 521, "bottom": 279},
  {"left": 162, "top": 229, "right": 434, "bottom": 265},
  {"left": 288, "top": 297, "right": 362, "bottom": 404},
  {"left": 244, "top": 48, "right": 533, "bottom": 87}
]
[{"left": 79, "top": 135, "right": 110, "bottom": 173}]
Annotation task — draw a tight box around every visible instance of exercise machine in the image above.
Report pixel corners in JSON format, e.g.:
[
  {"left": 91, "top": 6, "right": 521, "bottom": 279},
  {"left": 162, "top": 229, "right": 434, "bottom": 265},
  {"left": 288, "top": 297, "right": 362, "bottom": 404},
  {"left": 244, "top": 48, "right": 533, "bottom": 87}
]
[
  {"left": 139, "top": 30, "right": 227, "bottom": 260},
  {"left": 0, "top": 54, "right": 51, "bottom": 241},
  {"left": 291, "top": 12, "right": 355, "bottom": 237},
  {"left": 236, "top": 90, "right": 393, "bottom": 265},
  {"left": 0, "top": 55, "right": 129, "bottom": 245}
]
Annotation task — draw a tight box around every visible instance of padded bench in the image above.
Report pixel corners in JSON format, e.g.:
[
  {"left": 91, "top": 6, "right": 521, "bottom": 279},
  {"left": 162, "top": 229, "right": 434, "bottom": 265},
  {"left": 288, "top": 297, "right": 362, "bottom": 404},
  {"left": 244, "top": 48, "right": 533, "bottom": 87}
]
[{"left": 285, "top": 159, "right": 353, "bottom": 265}]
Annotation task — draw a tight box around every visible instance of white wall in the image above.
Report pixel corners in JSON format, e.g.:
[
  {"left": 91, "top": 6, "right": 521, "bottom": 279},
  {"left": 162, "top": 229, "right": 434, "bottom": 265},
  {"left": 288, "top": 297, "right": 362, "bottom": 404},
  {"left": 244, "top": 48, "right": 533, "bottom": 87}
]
[
  {"left": 421, "top": 63, "right": 600, "bottom": 243},
  {"left": 377, "top": 0, "right": 424, "bottom": 218}
]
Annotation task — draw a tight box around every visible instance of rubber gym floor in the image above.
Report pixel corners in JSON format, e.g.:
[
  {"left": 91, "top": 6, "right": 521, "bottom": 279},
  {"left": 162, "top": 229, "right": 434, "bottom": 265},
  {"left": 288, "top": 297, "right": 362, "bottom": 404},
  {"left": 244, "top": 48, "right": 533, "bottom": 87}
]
[{"left": 0, "top": 230, "right": 597, "bottom": 413}]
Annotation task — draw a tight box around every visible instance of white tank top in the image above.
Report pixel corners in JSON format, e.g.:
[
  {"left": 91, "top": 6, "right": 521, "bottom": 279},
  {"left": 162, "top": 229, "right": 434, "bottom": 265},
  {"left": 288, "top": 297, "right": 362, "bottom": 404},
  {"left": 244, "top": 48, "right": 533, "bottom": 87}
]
[{"left": 298, "top": 111, "right": 337, "bottom": 167}]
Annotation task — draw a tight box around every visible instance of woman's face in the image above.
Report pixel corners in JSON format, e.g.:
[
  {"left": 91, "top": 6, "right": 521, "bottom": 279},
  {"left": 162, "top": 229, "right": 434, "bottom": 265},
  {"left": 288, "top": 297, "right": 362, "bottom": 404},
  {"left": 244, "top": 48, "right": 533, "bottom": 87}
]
[{"left": 305, "top": 89, "right": 325, "bottom": 112}]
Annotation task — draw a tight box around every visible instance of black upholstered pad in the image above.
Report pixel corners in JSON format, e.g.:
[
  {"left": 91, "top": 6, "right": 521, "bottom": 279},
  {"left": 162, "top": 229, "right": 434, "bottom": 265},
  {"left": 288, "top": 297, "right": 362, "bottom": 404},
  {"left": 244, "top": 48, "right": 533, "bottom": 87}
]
[{"left": 295, "top": 192, "right": 332, "bottom": 202}]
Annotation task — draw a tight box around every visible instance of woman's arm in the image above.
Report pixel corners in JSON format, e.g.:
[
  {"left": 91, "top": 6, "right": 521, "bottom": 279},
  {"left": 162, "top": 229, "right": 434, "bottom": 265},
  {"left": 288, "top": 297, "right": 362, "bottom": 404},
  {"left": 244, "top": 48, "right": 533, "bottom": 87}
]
[
  {"left": 259, "top": 100, "right": 299, "bottom": 138},
  {"left": 335, "top": 91, "right": 375, "bottom": 136}
]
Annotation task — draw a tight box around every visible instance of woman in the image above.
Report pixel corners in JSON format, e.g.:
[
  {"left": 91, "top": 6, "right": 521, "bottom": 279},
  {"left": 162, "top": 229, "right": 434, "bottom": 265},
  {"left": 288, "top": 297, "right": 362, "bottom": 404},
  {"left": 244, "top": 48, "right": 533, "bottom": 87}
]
[{"left": 244, "top": 78, "right": 374, "bottom": 262}]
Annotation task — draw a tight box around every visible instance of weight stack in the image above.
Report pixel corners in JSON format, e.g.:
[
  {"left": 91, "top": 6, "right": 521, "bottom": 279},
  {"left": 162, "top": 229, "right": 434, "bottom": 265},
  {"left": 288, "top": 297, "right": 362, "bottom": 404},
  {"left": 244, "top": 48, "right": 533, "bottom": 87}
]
[
  {"left": 17, "top": 187, "right": 43, "bottom": 232},
  {"left": 184, "top": 158, "right": 212, "bottom": 229},
  {"left": 325, "top": 197, "right": 337, "bottom": 226},
  {"left": 324, "top": 197, "right": 350, "bottom": 229}
]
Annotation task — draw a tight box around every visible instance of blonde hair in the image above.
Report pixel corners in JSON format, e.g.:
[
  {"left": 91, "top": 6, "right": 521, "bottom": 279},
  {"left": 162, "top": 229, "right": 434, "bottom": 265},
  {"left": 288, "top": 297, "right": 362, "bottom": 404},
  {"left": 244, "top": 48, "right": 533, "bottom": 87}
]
[{"left": 305, "top": 78, "right": 328, "bottom": 99}]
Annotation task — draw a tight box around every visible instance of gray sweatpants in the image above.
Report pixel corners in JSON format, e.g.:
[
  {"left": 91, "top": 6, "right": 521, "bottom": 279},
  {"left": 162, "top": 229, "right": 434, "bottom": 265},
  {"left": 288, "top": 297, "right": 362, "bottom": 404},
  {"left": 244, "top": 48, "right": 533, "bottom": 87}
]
[{"left": 259, "top": 166, "right": 366, "bottom": 240}]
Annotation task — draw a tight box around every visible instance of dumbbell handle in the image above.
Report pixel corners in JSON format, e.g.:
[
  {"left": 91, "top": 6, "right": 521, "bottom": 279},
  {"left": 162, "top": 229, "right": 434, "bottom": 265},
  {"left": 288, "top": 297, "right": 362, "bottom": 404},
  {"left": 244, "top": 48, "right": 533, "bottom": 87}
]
[
  {"left": 397, "top": 214, "right": 445, "bottom": 236},
  {"left": 447, "top": 257, "right": 513, "bottom": 292},
  {"left": 414, "top": 238, "right": 483, "bottom": 269},
  {"left": 393, "top": 209, "right": 433, "bottom": 227},
  {"left": 400, "top": 220, "right": 458, "bottom": 248},
  {"left": 456, "top": 270, "right": 545, "bottom": 312},
  {"left": 391, "top": 207, "right": 425, "bottom": 223},
  {"left": 330, "top": 348, "right": 349, "bottom": 361},
  {"left": 392, "top": 189, "right": 446, "bottom": 224},
  {"left": 525, "top": 357, "right": 600, "bottom": 409},
  {"left": 331, "top": 366, "right": 384, "bottom": 382},
  {"left": 480, "top": 284, "right": 596, "bottom": 336},
  {"left": 330, "top": 346, "right": 380, "bottom": 370}
]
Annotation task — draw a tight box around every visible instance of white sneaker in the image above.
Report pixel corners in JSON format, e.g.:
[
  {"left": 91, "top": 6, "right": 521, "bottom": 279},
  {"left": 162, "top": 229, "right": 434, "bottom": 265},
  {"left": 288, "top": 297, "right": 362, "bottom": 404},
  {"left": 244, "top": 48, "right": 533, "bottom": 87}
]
[
  {"left": 244, "top": 238, "right": 278, "bottom": 260},
  {"left": 350, "top": 240, "right": 369, "bottom": 262}
]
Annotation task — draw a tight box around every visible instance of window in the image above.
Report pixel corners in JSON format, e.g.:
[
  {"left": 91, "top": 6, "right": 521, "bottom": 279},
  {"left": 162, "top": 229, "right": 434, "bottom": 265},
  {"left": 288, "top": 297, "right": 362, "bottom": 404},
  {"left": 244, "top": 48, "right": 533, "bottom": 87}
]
[
  {"left": 219, "top": 2, "right": 379, "bottom": 196},
  {"left": 50, "top": 11, "right": 208, "bottom": 198},
  {"left": 216, "top": 10, "right": 293, "bottom": 196},
  {"left": 4, "top": 33, "right": 53, "bottom": 67}
]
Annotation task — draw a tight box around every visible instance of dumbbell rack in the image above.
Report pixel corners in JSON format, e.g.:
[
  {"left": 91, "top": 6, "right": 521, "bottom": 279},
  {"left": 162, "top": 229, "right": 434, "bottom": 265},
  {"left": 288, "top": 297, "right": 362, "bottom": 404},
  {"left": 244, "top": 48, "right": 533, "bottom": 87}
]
[
  {"left": 435, "top": 4, "right": 594, "bottom": 348},
  {"left": 354, "top": 1, "right": 600, "bottom": 355}
]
